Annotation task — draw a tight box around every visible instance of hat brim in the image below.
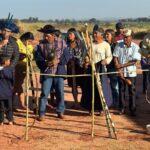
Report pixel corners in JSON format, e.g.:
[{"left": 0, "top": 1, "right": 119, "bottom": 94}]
[
  {"left": 37, "top": 28, "right": 56, "bottom": 34},
  {"left": 37, "top": 28, "right": 45, "bottom": 32},
  {"left": 2, "top": 22, "right": 19, "bottom": 33},
  {"left": 119, "top": 27, "right": 124, "bottom": 29}
]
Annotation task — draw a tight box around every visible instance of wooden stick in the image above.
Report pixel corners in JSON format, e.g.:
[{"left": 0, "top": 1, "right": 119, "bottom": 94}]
[
  {"left": 89, "top": 36, "right": 95, "bottom": 138},
  {"left": 25, "top": 53, "right": 30, "bottom": 141},
  {"left": 81, "top": 31, "right": 95, "bottom": 137},
  {"left": 89, "top": 35, "right": 117, "bottom": 139}
]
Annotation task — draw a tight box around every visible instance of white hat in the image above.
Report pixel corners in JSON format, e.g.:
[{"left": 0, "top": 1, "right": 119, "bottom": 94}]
[{"left": 124, "top": 29, "right": 132, "bottom": 37}]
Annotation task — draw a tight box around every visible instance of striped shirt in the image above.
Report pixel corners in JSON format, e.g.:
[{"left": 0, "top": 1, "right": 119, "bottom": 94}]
[
  {"left": 113, "top": 41, "right": 141, "bottom": 77},
  {"left": 0, "top": 35, "right": 19, "bottom": 69},
  {"left": 35, "top": 38, "right": 67, "bottom": 74}
]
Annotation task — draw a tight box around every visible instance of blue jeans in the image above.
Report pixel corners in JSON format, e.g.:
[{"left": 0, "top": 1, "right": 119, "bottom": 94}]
[
  {"left": 39, "top": 77, "right": 65, "bottom": 117},
  {"left": 0, "top": 98, "right": 13, "bottom": 123},
  {"left": 108, "top": 74, "right": 119, "bottom": 107}
]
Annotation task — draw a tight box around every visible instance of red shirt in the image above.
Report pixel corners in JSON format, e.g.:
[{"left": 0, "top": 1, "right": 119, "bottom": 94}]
[{"left": 115, "top": 33, "right": 124, "bottom": 43}]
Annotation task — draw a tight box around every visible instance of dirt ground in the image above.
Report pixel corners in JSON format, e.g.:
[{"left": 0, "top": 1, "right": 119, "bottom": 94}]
[{"left": 0, "top": 73, "right": 150, "bottom": 150}]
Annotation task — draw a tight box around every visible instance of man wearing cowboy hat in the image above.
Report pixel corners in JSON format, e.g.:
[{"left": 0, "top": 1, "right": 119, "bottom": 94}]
[
  {"left": 113, "top": 29, "right": 141, "bottom": 116},
  {"left": 35, "top": 25, "right": 71, "bottom": 120}
]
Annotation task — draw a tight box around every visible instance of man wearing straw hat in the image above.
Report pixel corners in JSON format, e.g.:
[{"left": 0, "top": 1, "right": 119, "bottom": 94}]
[{"left": 35, "top": 25, "right": 71, "bottom": 121}]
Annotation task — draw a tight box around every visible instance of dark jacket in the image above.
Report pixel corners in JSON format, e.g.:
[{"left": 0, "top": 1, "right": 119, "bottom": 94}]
[
  {"left": 34, "top": 39, "right": 71, "bottom": 81},
  {"left": 0, "top": 68, "right": 14, "bottom": 99},
  {"left": 141, "top": 57, "right": 150, "bottom": 70},
  {"left": 106, "top": 43, "right": 116, "bottom": 73},
  {"left": 0, "top": 35, "right": 19, "bottom": 69}
]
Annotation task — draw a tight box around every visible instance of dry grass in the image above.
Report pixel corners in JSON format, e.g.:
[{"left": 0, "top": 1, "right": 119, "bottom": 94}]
[{"left": 14, "top": 21, "right": 150, "bottom": 40}]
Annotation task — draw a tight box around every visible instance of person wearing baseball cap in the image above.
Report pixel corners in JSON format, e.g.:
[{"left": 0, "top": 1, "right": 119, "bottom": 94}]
[
  {"left": 113, "top": 29, "right": 141, "bottom": 116},
  {"left": 115, "top": 22, "right": 124, "bottom": 43}
]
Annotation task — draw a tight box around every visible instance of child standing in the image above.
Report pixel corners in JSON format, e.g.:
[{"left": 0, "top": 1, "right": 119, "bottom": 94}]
[{"left": 0, "top": 54, "right": 14, "bottom": 125}]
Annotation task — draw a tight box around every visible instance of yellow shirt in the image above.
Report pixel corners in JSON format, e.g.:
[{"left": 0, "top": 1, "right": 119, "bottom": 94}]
[{"left": 17, "top": 39, "right": 34, "bottom": 62}]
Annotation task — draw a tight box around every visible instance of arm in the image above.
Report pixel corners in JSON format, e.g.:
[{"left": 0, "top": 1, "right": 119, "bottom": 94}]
[
  {"left": 115, "top": 60, "right": 137, "bottom": 69},
  {"left": 0, "top": 68, "right": 13, "bottom": 80},
  {"left": 59, "top": 48, "right": 72, "bottom": 65},
  {"left": 116, "top": 45, "right": 141, "bottom": 69},
  {"left": 34, "top": 45, "right": 47, "bottom": 72},
  {"left": 101, "top": 43, "right": 112, "bottom": 65},
  {"left": 114, "top": 56, "right": 132, "bottom": 85},
  {"left": 11, "top": 41, "right": 19, "bottom": 69}
]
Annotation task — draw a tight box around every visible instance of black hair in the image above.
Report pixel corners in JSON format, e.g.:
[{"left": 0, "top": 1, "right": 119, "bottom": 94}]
[
  {"left": 93, "top": 24, "right": 104, "bottom": 35},
  {"left": 67, "top": 28, "right": 76, "bottom": 33},
  {"left": 66, "top": 28, "right": 77, "bottom": 44},
  {"left": 20, "top": 32, "right": 34, "bottom": 41},
  {"left": 54, "top": 30, "right": 62, "bottom": 37},
  {"left": 105, "top": 29, "right": 115, "bottom": 42}
]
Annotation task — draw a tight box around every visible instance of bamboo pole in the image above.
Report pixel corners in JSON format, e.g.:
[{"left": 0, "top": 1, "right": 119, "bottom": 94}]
[
  {"left": 25, "top": 44, "right": 30, "bottom": 141},
  {"left": 81, "top": 31, "right": 95, "bottom": 137},
  {"left": 88, "top": 35, "right": 117, "bottom": 139},
  {"left": 89, "top": 36, "right": 95, "bottom": 137}
]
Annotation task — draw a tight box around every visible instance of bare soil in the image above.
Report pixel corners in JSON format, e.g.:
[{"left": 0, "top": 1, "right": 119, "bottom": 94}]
[
  {"left": 0, "top": 39, "right": 150, "bottom": 150},
  {"left": 0, "top": 73, "right": 150, "bottom": 150}
]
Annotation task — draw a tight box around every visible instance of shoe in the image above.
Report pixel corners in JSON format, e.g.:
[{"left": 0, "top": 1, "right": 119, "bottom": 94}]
[
  {"left": 89, "top": 111, "right": 92, "bottom": 116},
  {"left": 98, "top": 111, "right": 104, "bottom": 116},
  {"left": 37, "top": 116, "right": 45, "bottom": 121},
  {"left": 8, "top": 122, "right": 14, "bottom": 125},
  {"left": 13, "top": 108, "right": 20, "bottom": 112},
  {"left": 21, "top": 105, "right": 27, "bottom": 110},
  {"left": 130, "top": 111, "right": 136, "bottom": 117},
  {"left": 0, "top": 122, "right": 3, "bottom": 126},
  {"left": 57, "top": 113, "right": 64, "bottom": 119},
  {"left": 33, "top": 108, "right": 38, "bottom": 115},
  {"left": 119, "top": 108, "right": 125, "bottom": 115},
  {"left": 3, "top": 118, "right": 9, "bottom": 124}
]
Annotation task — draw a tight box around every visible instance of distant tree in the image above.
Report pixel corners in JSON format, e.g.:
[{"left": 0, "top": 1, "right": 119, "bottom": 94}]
[{"left": 88, "top": 18, "right": 98, "bottom": 24}]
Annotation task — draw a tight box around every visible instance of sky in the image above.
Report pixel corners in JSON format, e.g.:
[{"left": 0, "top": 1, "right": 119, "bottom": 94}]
[{"left": 0, "top": 0, "right": 149, "bottom": 20}]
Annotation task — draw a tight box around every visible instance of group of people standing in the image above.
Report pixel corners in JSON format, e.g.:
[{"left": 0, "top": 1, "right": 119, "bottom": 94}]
[{"left": 0, "top": 17, "right": 149, "bottom": 125}]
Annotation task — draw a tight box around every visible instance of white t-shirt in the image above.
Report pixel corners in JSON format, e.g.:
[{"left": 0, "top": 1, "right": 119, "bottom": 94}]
[
  {"left": 0, "top": 66, "right": 4, "bottom": 70},
  {"left": 92, "top": 41, "right": 112, "bottom": 64}
]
